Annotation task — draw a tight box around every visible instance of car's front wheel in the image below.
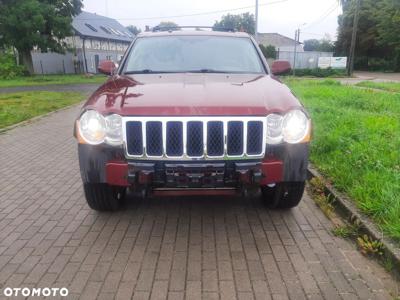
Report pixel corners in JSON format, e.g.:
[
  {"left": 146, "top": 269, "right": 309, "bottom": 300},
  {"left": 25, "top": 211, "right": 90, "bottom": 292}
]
[
  {"left": 261, "top": 181, "right": 305, "bottom": 209},
  {"left": 83, "top": 183, "right": 126, "bottom": 211}
]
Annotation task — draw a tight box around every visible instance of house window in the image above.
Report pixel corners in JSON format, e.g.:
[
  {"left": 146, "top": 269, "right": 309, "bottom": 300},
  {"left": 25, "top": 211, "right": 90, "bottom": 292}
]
[
  {"left": 100, "top": 26, "right": 111, "bottom": 34},
  {"left": 85, "top": 23, "right": 98, "bottom": 32},
  {"left": 106, "top": 55, "right": 112, "bottom": 60},
  {"left": 115, "top": 29, "right": 126, "bottom": 36}
]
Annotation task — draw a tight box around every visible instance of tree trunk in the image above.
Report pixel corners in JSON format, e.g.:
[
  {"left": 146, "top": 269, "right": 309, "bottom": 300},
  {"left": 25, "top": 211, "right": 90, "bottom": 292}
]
[{"left": 19, "top": 49, "right": 34, "bottom": 75}]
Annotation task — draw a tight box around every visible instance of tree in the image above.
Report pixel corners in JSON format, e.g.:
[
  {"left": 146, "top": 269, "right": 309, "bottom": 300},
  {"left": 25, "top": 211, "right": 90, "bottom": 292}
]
[
  {"left": 213, "top": 13, "right": 255, "bottom": 35},
  {"left": 304, "top": 38, "right": 334, "bottom": 52},
  {"left": 335, "top": 0, "right": 393, "bottom": 70},
  {"left": 155, "top": 21, "right": 179, "bottom": 30},
  {"left": 126, "top": 25, "right": 141, "bottom": 36},
  {"left": 0, "top": 0, "right": 82, "bottom": 74},
  {"left": 259, "top": 44, "right": 276, "bottom": 59},
  {"left": 303, "top": 39, "right": 320, "bottom": 51},
  {"left": 376, "top": 0, "right": 400, "bottom": 71}
]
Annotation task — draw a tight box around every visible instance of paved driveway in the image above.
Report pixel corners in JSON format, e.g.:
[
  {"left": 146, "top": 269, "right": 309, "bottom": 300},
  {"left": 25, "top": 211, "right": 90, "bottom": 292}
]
[
  {"left": 339, "top": 71, "right": 400, "bottom": 85},
  {"left": 0, "top": 106, "right": 397, "bottom": 300}
]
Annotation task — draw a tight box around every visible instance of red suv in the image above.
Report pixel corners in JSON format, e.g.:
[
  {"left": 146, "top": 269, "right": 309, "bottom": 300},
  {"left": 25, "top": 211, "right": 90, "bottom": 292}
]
[{"left": 74, "top": 28, "right": 311, "bottom": 211}]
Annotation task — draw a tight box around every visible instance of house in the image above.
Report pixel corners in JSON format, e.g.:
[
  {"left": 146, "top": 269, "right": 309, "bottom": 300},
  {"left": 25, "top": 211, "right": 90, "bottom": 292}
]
[
  {"left": 31, "top": 11, "right": 134, "bottom": 74},
  {"left": 257, "top": 33, "right": 304, "bottom": 52}
]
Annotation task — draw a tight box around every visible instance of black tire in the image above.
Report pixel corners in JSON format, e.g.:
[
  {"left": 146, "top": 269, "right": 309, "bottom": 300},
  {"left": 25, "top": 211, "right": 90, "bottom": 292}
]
[
  {"left": 83, "top": 183, "right": 125, "bottom": 211},
  {"left": 262, "top": 181, "right": 305, "bottom": 209}
]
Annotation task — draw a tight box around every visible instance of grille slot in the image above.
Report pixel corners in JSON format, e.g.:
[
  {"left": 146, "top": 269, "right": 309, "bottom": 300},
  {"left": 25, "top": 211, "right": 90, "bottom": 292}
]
[
  {"left": 207, "top": 121, "right": 224, "bottom": 156},
  {"left": 125, "top": 117, "right": 265, "bottom": 159},
  {"left": 146, "top": 121, "right": 163, "bottom": 156},
  {"left": 247, "top": 121, "right": 263, "bottom": 155},
  {"left": 227, "top": 121, "right": 244, "bottom": 156},
  {"left": 126, "top": 121, "right": 143, "bottom": 155},
  {"left": 166, "top": 121, "right": 183, "bottom": 156},
  {"left": 187, "top": 121, "right": 203, "bottom": 157}
]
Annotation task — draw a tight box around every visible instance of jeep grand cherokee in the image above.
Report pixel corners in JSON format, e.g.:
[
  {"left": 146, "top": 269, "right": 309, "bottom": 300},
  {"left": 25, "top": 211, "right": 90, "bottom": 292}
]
[{"left": 74, "top": 28, "right": 311, "bottom": 211}]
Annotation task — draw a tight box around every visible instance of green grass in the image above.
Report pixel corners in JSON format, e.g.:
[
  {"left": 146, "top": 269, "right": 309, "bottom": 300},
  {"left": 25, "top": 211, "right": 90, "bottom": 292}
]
[
  {"left": 355, "top": 81, "right": 400, "bottom": 93},
  {"left": 0, "top": 91, "right": 84, "bottom": 128},
  {"left": 0, "top": 74, "right": 107, "bottom": 88},
  {"left": 286, "top": 78, "right": 400, "bottom": 240}
]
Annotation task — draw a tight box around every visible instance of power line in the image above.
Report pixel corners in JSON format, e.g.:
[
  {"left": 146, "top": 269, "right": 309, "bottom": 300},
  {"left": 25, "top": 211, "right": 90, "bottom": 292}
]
[
  {"left": 301, "top": 31, "right": 326, "bottom": 37},
  {"left": 303, "top": 1, "right": 339, "bottom": 30},
  {"left": 79, "top": 0, "right": 289, "bottom": 21}
]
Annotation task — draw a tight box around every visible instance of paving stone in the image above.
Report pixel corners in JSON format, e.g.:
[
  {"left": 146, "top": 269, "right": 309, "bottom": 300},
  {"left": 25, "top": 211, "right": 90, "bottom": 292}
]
[{"left": 0, "top": 105, "right": 397, "bottom": 299}]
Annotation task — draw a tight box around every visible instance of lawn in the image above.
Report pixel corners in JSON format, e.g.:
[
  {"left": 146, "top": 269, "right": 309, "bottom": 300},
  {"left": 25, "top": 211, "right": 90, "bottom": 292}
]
[
  {"left": 355, "top": 81, "right": 400, "bottom": 93},
  {"left": 0, "top": 91, "right": 85, "bottom": 129},
  {"left": 0, "top": 74, "right": 107, "bottom": 88},
  {"left": 285, "top": 79, "right": 400, "bottom": 240}
]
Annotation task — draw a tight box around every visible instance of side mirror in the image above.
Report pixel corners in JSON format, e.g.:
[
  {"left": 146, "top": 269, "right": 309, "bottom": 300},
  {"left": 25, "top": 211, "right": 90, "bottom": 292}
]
[
  {"left": 98, "top": 60, "right": 117, "bottom": 75},
  {"left": 271, "top": 60, "right": 292, "bottom": 76}
]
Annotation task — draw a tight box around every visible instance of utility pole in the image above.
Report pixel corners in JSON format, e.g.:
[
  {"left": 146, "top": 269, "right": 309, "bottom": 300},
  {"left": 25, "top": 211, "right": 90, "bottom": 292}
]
[
  {"left": 348, "top": 0, "right": 361, "bottom": 76},
  {"left": 293, "top": 29, "right": 299, "bottom": 76},
  {"left": 255, "top": 0, "right": 259, "bottom": 42}
]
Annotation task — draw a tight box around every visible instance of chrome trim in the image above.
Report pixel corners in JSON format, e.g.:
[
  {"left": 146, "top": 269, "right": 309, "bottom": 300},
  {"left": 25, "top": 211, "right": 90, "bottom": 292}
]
[{"left": 122, "top": 116, "right": 266, "bottom": 161}]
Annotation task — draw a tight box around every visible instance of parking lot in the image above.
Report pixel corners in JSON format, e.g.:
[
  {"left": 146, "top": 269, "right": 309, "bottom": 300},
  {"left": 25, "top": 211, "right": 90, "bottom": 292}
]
[{"left": 0, "top": 105, "right": 396, "bottom": 299}]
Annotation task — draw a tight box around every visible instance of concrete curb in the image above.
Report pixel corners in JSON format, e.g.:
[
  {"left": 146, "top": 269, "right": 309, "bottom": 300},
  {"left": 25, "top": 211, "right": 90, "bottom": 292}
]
[
  {"left": 307, "top": 164, "right": 400, "bottom": 272},
  {"left": 0, "top": 102, "right": 83, "bottom": 134}
]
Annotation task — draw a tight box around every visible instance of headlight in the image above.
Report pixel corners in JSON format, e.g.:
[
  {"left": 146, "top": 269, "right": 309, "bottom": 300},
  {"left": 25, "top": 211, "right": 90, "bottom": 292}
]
[
  {"left": 282, "top": 110, "right": 309, "bottom": 144},
  {"left": 78, "top": 111, "right": 123, "bottom": 145},
  {"left": 266, "top": 113, "right": 283, "bottom": 144},
  {"left": 78, "top": 110, "right": 106, "bottom": 145},
  {"left": 105, "top": 114, "right": 123, "bottom": 145}
]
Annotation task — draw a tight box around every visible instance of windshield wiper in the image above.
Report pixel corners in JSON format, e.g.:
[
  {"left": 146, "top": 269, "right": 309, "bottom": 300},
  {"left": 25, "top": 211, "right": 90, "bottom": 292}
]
[
  {"left": 188, "top": 69, "right": 229, "bottom": 73},
  {"left": 124, "top": 69, "right": 176, "bottom": 74}
]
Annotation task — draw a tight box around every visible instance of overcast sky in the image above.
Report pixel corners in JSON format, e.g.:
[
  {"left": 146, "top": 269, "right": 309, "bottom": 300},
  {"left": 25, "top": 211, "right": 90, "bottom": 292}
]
[{"left": 82, "top": 0, "right": 342, "bottom": 42}]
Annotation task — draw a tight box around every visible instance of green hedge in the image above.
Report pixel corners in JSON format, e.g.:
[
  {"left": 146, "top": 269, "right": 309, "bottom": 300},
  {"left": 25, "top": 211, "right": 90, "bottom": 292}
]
[
  {"left": 293, "top": 68, "right": 347, "bottom": 78},
  {"left": 0, "top": 51, "right": 27, "bottom": 79}
]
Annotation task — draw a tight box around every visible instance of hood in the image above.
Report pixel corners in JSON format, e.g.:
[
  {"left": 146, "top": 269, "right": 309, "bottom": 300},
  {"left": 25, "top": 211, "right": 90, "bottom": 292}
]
[{"left": 84, "top": 73, "right": 303, "bottom": 116}]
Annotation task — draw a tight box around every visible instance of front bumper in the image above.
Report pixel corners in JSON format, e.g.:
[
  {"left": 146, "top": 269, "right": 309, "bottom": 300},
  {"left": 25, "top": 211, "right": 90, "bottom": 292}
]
[{"left": 78, "top": 143, "right": 309, "bottom": 191}]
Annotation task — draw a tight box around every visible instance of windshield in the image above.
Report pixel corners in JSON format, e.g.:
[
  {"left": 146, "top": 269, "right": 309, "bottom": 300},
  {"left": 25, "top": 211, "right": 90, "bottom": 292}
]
[{"left": 122, "top": 35, "right": 265, "bottom": 74}]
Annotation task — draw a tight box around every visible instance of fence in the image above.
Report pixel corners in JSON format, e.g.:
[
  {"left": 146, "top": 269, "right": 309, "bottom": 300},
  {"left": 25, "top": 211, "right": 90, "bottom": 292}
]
[
  {"left": 31, "top": 52, "right": 78, "bottom": 75},
  {"left": 277, "top": 51, "right": 334, "bottom": 69}
]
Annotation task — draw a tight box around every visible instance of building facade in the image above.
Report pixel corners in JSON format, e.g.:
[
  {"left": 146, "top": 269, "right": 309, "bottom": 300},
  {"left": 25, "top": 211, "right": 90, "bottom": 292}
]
[
  {"left": 258, "top": 33, "right": 304, "bottom": 52},
  {"left": 32, "top": 11, "right": 134, "bottom": 75}
]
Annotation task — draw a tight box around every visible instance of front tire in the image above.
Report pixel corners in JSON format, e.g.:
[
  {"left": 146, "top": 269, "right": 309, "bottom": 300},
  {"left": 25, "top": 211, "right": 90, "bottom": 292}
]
[
  {"left": 83, "top": 183, "right": 125, "bottom": 211},
  {"left": 262, "top": 182, "right": 305, "bottom": 209}
]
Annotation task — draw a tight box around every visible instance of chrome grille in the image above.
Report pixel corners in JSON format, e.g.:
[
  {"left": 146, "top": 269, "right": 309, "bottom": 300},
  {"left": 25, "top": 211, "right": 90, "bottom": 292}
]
[
  {"left": 227, "top": 121, "right": 244, "bottom": 156},
  {"left": 187, "top": 121, "right": 203, "bottom": 157},
  {"left": 126, "top": 121, "right": 142, "bottom": 155},
  {"left": 123, "top": 117, "right": 266, "bottom": 160},
  {"left": 146, "top": 121, "right": 162, "bottom": 156}
]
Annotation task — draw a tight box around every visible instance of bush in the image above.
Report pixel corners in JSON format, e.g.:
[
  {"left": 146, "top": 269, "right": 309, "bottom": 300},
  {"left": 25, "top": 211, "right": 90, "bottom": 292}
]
[
  {"left": 0, "top": 51, "right": 27, "bottom": 79},
  {"left": 259, "top": 44, "right": 277, "bottom": 59},
  {"left": 354, "top": 56, "right": 399, "bottom": 72},
  {"left": 294, "top": 68, "right": 347, "bottom": 78}
]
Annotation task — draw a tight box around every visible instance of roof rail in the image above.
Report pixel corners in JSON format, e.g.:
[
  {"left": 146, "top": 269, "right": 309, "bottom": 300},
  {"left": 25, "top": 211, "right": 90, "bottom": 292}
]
[{"left": 151, "top": 26, "right": 236, "bottom": 32}]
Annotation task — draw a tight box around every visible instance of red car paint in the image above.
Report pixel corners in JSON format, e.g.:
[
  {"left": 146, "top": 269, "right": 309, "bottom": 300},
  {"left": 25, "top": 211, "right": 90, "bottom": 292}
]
[{"left": 83, "top": 73, "right": 303, "bottom": 116}]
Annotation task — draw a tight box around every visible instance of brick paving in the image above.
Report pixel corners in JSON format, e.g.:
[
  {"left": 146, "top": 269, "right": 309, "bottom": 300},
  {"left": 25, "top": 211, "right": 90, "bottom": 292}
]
[{"left": 0, "top": 105, "right": 398, "bottom": 299}]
